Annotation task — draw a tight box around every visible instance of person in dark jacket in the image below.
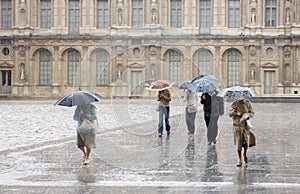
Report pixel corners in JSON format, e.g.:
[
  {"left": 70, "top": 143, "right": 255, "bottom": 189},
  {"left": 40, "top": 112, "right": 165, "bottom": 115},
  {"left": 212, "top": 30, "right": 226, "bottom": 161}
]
[{"left": 200, "top": 90, "right": 224, "bottom": 145}]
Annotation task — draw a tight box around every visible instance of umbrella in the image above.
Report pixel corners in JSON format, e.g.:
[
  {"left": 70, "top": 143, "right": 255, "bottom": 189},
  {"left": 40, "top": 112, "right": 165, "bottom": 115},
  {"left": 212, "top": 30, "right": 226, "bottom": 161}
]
[
  {"left": 175, "top": 81, "right": 197, "bottom": 91},
  {"left": 147, "top": 80, "right": 173, "bottom": 91},
  {"left": 219, "top": 86, "right": 255, "bottom": 99},
  {"left": 191, "top": 75, "right": 220, "bottom": 93},
  {"left": 54, "top": 90, "right": 103, "bottom": 107}
]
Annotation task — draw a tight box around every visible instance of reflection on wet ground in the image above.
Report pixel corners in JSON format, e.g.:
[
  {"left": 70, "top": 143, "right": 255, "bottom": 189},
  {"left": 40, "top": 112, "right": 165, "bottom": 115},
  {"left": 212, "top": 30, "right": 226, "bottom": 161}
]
[{"left": 1, "top": 100, "right": 300, "bottom": 193}]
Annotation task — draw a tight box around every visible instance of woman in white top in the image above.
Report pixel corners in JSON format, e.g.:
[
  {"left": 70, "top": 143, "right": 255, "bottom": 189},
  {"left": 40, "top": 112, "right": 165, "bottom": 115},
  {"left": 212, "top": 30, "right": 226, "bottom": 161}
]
[{"left": 183, "top": 89, "right": 199, "bottom": 140}]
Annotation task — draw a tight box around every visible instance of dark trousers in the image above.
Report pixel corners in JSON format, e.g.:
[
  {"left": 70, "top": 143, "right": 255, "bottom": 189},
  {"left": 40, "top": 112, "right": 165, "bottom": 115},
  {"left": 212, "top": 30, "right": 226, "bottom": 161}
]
[{"left": 204, "top": 115, "right": 219, "bottom": 142}]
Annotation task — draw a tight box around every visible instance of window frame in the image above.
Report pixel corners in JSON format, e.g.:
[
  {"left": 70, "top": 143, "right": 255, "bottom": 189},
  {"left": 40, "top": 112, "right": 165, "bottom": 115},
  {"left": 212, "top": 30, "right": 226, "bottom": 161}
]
[
  {"left": 170, "top": 0, "right": 182, "bottom": 28},
  {"left": 228, "top": 0, "right": 240, "bottom": 28},
  {"left": 40, "top": 0, "right": 52, "bottom": 29},
  {"left": 132, "top": 0, "right": 143, "bottom": 28},
  {"left": 68, "top": 0, "right": 80, "bottom": 34},
  {"left": 169, "top": 49, "right": 181, "bottom": 83},
  {"left": 97, "top": 0, "right": 109, "bottom": 29},
  {"left": 39, "top": 49, "right": 51, "bottom": 85},
  {"left": 199, "top": 0, "right": 211, "bottom": 34},
  {"left": 227, "top": 49, "right": 240, "bottom": 87},
  {"left": 1, "top": 0, "right": 12, "bottom": 28},
  {"left": 265, "top": 0, "right": 277, "bottom": 27}
]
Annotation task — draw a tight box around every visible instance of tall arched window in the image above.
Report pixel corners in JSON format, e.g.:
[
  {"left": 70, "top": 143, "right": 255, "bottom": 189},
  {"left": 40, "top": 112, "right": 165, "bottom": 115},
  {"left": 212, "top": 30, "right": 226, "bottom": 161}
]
[
  {"left": 96, "top": 49, "right": 109, "bottom": 85},
  {"left": 39, "top": 49, "right": 51, "bottom": 85},
  {"left": 68, "top": 49, "right": 80, "bottom": 85},
  {"left": 197, "top": 49, "right": 212, "bottom": 76},
  {"left": 227, "top": 49, "right": 240, "bottom": 87},
  {"left": 169, "top": 49, "right": 181, "bottom": 83}
]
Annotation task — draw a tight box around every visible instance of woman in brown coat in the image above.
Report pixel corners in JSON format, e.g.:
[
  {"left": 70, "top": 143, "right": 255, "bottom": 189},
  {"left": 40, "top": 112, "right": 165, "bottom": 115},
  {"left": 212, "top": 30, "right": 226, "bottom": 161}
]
[{"left": 229, "top": 98, "right": 254, "bottom": 167}]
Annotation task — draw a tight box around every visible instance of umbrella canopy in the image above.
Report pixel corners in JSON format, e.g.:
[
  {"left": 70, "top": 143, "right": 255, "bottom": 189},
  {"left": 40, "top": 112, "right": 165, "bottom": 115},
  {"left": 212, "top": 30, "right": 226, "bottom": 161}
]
[
  {"left": 219, "top": 86, "right": 255, "bottom": 99},
  {"left": 54, "top": 90, "right": 103, "bottom": 107},
  {"left": 175, "top": 81, "right": 197, "bottom": 91},
  {"left": 147, "top": 80, "right": 173, "bottom": 91},
  {"left": 191, "top": 75, "right": 220, "bottom": 93}
]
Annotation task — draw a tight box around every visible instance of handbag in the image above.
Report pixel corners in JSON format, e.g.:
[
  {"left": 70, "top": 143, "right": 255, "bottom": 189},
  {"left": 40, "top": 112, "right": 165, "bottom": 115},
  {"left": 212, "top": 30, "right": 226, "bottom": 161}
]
[
  {"left": 78, "top": 119, "right": 95, "bottom": 134},
  {"left": 188, "top": 106, "right": 197, "bottom": 113},
  {"left": 248, "top": 130, "right": 256, "bottom": 147}
]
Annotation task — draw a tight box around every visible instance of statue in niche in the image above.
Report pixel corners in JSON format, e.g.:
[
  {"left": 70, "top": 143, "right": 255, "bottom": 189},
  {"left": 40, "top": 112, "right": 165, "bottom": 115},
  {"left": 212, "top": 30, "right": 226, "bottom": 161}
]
[
  {"left": 286, "top": 13, "right": 290, "bottom": 24},
  {"left": 118, "top": 0, "right": 123, "bottom": 4},
  {"left": 152, "top": 10, "right": 157, "bottom": 24},
  {"left": 251, "top": 12, "right": 256, "bottom": 24},
  {"left": 250, "top": 69, "right": 255, "bottom": 80},
  {"left": 151, "top": 64, "right": 156, "bottom": 80},
  {"left": 118, "top": 9, "right": 123, "bottom": 25},
  {"left": 20, "top": 64, "right": 25, "bottom": 80}
]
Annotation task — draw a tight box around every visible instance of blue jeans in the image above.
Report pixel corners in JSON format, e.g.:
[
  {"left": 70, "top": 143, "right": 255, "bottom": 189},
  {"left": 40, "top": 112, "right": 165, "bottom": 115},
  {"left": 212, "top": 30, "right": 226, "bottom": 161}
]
[
  {"left": 185, "top": 107, "right": 196, "bottom": 134},
  {"left": 158, "top": 106, "right": 170, "bottom": 135}
]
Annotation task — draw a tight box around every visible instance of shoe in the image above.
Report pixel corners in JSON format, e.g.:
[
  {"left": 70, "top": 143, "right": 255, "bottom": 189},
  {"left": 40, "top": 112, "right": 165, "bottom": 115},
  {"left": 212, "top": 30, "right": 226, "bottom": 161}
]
[
  {"left": 207, "top": 141, "right": 212, "bottom": 146},
  {"left": 167, "top": 131, "right": 170, "bottom": 136},
  {"left": 244, "top": 157, "right": 248, "bottom": 164},
  {"left": 83, "top": 159, "right": 90, "bottom": 165},
  {"left": 158, "top": 133, "right": 162, "bottom": 137},
  {"left": 236, "top": 162, "right": 242, "bottom": 167},
  {"left": 213, "top": 140, "right": 217, "bottom": 144}
]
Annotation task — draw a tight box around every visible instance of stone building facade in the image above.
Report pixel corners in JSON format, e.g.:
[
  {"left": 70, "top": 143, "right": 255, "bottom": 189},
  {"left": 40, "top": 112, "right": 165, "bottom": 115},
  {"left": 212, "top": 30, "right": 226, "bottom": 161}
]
[{"left": 1, "top": 0, "right": 300, "bottom": 98}]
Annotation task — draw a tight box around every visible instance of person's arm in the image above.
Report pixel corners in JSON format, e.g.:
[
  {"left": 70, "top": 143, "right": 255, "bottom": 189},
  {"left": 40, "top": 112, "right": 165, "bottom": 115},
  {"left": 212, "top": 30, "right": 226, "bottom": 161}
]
[
  {"left": 200, "top": 93, "right": 206, "bottom": 104},
  {"left": 229, "top": 102, "right": 239, "bottom": 118},
  {"left": 73, "top": 106, "right": 80, "bottom": 121},
  {"left": 85, "top": 105, "right": 97, "bottom": 122}
]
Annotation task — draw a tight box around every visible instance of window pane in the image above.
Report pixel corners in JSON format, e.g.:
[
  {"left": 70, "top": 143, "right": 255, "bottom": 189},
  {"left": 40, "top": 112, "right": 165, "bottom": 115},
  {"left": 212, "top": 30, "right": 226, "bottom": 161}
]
[
  {"left": 132, "top": 0, "right": 143, "bottom": 27},
  {"left": 68, "top": 49, "right": 80, "bottom": 85},
  {"left": 41, "top": 0, "right": 51, "bottom": 28},
  {"left": 228, "top": 0, "right": 240, "bottom": 28},
  {"left": 169, "top": 50, "right": 181, "bottom": 83},
  {"left": 97, "top": 0, "right": 108, "bottom": 28},
  {"left": 69, "top": 0, "right": 80, "bottom": 33},
  {"left": 96, "top": 50, "right": 109, "bottom": 85},
  {"left": 199, "top": 0, "right": 211, "bottom": 34},
  {"left": 198, "top": 49, "right": 211, "bottom": 75},
  {"left": 1, "top": 0, "right": 12, "bottom": 28},
  {"left": 171, "top": 0, "right": 182, "bottom": 28},
  {"left": 265, "top": 0, "right": 277, "bottom": 27},
  {"left": 39, "top": 50, "right": 51, "bottom": 85},
  {"left": 227, "top": 50, "right": 240, "bottom": 87}
]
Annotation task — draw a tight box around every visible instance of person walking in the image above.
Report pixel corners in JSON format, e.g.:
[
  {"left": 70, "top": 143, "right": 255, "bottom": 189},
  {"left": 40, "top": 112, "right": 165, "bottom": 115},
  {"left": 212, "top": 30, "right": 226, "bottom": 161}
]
[
  {"left": 157, "top": 89, "right": 171, "bottom": 137},
  {"left": 229, "top": 98, "right": 254, "bottom": 167},
  {"left": 183, "top": 89, "right": 199, "bottom": 140},
  {"left": 200, "top": 90, "right": 224, "bottom": 145},
  {"left": 73, "top": 103, "right": 98, "bottom": 165}
]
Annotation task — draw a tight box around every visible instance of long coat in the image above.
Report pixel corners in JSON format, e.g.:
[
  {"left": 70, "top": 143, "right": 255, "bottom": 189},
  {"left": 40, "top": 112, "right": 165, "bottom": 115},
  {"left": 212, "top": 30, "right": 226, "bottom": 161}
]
[{"left": 229, "top": 99, "right": 255, "bottom": 150}]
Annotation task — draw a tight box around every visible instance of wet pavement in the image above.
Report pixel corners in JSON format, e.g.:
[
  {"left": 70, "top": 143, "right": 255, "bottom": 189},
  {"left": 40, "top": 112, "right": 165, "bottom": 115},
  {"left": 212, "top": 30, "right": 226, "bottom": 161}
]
[{"left": 0, "top": 99, "right": 300, "bottom": 193}]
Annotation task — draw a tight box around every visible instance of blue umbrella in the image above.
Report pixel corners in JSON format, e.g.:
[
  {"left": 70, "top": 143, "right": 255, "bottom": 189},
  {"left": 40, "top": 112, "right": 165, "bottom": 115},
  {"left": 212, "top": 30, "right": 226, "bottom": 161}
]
[
  {"left": 191, "top": 75, "right": 220, "bottom": 93},
  {"left": 54, "top": 91, "right": 103, "bottom": 107}
]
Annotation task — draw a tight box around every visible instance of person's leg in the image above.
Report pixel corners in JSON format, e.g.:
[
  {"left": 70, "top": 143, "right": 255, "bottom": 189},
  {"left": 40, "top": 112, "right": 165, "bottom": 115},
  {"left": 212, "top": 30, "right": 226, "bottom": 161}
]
[
  {"left": 243, "top": 145, "right": 248, "bottom": 163},
  {"left": 207, "top": 117, "right": 213, "bottom": 144},
  {"left": 165, "top": 106, "right": 170, "bottom": 135},
  {"left": 237, "top": 150, "right": 242, "bottom": 167},
  {"left": 158, "top": 106, "right": 164, "bottom": 136},
  {"left": 211, "top": 116, "right": 219, "bottom": 144}
]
